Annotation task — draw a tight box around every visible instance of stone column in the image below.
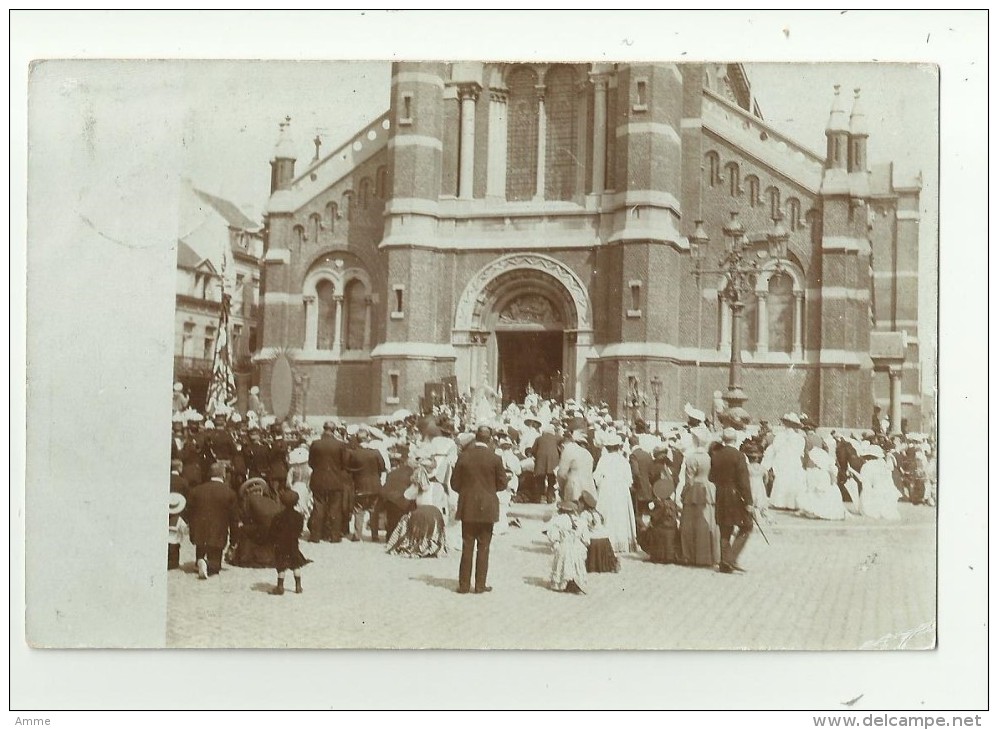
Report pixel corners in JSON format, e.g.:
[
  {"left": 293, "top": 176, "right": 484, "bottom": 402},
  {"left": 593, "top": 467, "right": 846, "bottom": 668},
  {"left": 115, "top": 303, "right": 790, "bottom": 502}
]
[
  {"left": 793, "top": 291, "right": 805, "bottom": 356},
  {"left": 755, "top": 291, "right": 769, "bottom": 354},
  {"left": 486, "top": 88, "right": 508, "bottom": 199},
  {"left": 332, "top": 294, "right": 344, "bottom": 356},
  {"left": 719, "top": 296, "right": 732, "bottom": 350},
  {"left": 888, "top": 367, "right": 903, "bottom": 435},
  {"left": 458, "top": 84, "right": 480, "bottom": 200},
  {"left": 363, "top": 295, "right": 373, "bottom": 350},
  {"left": 302, "top": 295, "right": 317, "bottom": 350},
  {"left": 590, "top": 74, "right": 608, "bottom": 194},
  {"left": 533, "top": 85, "right": 547, "bottom": 202}
]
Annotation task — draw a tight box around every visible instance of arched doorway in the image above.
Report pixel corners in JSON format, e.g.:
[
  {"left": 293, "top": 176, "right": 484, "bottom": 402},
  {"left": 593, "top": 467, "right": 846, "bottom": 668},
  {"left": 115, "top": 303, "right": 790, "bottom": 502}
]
[{"left": 452, "top": 253, "right": 593, "bottom": 405}]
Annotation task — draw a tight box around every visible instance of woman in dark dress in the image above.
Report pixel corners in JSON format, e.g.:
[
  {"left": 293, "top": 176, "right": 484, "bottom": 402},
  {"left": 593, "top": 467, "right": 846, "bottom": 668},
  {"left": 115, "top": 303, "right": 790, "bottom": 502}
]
[
  {"left": 268, "top": 426, "right": 290, "bottom": 498},
  {"left": 230, "top": 478, "right": 281, "bottom": 568},
  {"left": 268, "top": 490, "right": 310, "bottom": 595},
  {"left": 638, "top": 477, "right": 682, "bottom": 564}
]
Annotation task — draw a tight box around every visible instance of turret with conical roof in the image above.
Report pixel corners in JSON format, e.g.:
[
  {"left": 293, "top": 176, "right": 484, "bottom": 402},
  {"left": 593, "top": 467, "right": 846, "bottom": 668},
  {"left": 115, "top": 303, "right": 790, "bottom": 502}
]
[
  {"left": 847, "top": 88, "right": 870, "bottom": 197},
  {"left": 270, "top": 116, "right": 297, "bottom": 194}
]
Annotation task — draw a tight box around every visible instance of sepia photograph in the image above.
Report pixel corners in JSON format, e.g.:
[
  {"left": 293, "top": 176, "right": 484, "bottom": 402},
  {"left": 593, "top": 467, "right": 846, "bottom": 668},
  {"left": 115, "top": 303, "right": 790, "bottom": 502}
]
[
  {"left": 13, "top": 8, "right": 987, "bottom": 714},
  {"left": 158, "top": 58, "right": 936, "bottom": 649}
]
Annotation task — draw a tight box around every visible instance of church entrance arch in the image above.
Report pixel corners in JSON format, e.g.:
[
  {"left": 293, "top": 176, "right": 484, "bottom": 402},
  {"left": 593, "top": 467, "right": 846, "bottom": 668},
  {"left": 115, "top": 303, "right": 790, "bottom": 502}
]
[{"left": 452, "top": 253, "right": 594, "bottom": 405}]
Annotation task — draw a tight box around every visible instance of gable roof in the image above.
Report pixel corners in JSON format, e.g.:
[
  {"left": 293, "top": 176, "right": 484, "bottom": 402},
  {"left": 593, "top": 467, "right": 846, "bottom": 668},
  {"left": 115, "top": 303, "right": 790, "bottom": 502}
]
[
  {"left": 193, "top": 188, "right": 260, "bottom": 231},
  {"left": 176, "top": 240, "right": 204, "bottom": 270}
]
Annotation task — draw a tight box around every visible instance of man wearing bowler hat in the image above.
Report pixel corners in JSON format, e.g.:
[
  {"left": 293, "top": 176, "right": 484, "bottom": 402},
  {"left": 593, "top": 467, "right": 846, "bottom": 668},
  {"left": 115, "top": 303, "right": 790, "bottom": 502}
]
[{"left": 451, "top": 426, "right": 507, "bottom": 594}]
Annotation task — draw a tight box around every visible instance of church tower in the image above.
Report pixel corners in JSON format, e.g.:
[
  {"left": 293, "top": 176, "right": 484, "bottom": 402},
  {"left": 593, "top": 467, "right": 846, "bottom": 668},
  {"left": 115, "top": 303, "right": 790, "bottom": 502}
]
[{"left": 816, "top": 86, "right": 875, "bottom": 427}]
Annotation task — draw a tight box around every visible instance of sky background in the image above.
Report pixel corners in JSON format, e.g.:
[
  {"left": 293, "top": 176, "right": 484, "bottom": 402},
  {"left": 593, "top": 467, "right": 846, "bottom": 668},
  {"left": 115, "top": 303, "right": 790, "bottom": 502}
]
[{"left": 178, "top": 61, "right": 937, "bottom": 389}]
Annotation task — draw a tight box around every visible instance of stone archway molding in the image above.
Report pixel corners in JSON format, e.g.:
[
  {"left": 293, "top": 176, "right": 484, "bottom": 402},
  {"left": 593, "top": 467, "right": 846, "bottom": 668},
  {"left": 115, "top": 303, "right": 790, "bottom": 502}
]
[{"left": 453, "top": 253, "right": 592, "bottom": 333}]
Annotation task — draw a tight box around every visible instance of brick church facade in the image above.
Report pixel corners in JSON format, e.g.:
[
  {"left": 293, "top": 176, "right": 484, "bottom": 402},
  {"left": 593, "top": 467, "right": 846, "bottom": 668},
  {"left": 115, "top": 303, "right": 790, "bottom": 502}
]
[{"left": 255, "top": 62, "right": 922, "bottom": 429}]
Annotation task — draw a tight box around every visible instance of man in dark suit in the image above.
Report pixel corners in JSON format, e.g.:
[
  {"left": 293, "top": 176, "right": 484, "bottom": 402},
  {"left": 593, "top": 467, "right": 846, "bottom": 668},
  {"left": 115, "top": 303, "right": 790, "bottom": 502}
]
[
  {"left": 451, "top": 426, "right": 507, "bottom": 594},
  {"left": 308, "top": 420, "right": 350, "bottom": 543},
  {"left": 243, "top": 427, "right": 272, "bottom": 481},
  {"left": 710, "top": 427, "right": 754, "bottom": 574},
  {"left": 531, "top": 425, "right": 561, "bottom": 504},
  {"left": 185, "top": 462, "right": 239, "bottom": 579},
  {"left": 629, "top": 435, "right": 655, "bottom": 527},
  {"left": 347, "top": 427, "right": 388, "bottom": 542}
]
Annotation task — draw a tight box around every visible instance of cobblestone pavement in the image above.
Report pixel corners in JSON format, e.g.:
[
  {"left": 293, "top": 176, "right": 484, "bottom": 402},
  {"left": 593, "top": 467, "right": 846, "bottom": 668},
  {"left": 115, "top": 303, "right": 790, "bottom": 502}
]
[{"left": 167, "top": 502, "right": 936, "bottom": 650}]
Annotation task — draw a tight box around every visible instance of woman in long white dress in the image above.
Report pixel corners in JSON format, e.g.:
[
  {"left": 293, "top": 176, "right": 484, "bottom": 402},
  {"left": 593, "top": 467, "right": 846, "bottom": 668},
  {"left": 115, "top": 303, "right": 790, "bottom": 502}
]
[
  {"left": 859, "top": 444, "right": 901, "bottom": 520},
  {"left": 797, "top": 447, "right": 846, "bottom": 520},
  {"left": 763, "top": 414, "right": 807, "bottom": 510},
  {"left": 592, "top": 433, "right": 637, "bottom": 553}
]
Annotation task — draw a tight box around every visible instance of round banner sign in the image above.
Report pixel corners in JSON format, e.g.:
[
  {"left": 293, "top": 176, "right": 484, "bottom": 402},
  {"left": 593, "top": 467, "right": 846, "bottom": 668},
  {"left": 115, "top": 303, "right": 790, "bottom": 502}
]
[{"left": 270, "top": 353, "right": 294, "bottom": 421}]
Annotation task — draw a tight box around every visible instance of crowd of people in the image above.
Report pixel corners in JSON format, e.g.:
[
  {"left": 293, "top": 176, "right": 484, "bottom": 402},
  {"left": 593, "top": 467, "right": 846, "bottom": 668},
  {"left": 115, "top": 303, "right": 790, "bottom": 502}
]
[{"left": 167, "top": 381, "right": 937, "bottom": 596}]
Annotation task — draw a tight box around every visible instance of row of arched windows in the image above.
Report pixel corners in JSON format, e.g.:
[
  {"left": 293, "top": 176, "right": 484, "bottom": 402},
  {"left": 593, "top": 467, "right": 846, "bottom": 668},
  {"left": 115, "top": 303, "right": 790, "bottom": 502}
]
[
  {"left": 314, "top": 278, "right": 368, "bottom": 351},
  {"left": 291, "top": 167, "right": 390, "bottom": 246},
  {"left": 303, "top": 268, "right": 374, "bottom": 353},
  {"left": 716, "top": 269, "right": 804, "bottom": 355},
  {"left": 506, "top": 64, "right": 582, "bottom": 202},
  {"left": 704, "top": 152, "right": 805, "bottom": 231}
]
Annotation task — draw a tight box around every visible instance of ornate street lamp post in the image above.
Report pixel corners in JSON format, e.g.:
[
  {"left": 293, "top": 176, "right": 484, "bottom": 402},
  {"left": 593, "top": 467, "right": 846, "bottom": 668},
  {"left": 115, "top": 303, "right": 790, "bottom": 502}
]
[
  {"left": 689, "top": 211, "right": 789, "bottom": 411},
  {"left": 650, "top": 375, "right": 662, "bottom": 435}
]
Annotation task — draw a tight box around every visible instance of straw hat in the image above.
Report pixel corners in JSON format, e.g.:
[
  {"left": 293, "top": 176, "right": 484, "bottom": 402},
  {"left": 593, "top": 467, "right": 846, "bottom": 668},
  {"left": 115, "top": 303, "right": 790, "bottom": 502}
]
[
  {"left": 571, "top": 429, "right": 589, "bottom": 444},
  {"left": 557, "top": 500, "right": 578, "bottom": 514},
  {"left": 684, "top": 403, "right": 706, "bottom": 423},
  {"left": 239, "top": 477, "right": 269, "bottom": 500},
  {"left": 781, "top": 413, "right": 802, "bottom": 428},
  {"left": 173, "top": 382, "right": 184, "bottom": 392},
  {"left": 288, "top": 446, "right": 309, "bottom": 465},
  {"left": 602, "top": 432, "right": 623, "bottom": 448},
  {"left": 168, "top": 493, "right": 187, "bottom": 516},
  {"left": 579, "top": 490, "right": 597, "bottom": 510}
]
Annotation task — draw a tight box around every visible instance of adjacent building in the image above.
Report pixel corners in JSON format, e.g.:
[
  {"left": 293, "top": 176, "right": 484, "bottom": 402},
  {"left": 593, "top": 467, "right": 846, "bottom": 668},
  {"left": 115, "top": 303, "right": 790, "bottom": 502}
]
[
  {"left": 254, "top": 62, "right": 923, "bottom": 430},
  {"left": 174, "top": 182, "right": 264, "bottom": 411}
]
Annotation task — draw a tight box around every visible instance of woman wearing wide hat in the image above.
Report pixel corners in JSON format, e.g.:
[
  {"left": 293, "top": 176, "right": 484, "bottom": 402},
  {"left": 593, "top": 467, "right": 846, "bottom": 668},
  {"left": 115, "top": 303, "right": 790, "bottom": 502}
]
[
  {"left": 764, "top": 413, "right": 807, "bottom": 511},
  {"left": 579, "top": 490, "right": 619, "bottom": 573},
  {"left": 679, "top": 426, "right": 721, "bottom": 568},
  {"left": 385, "top": 446, "right": 448, "bottom": 558},
  {"left": 546, "top": 499, "right": 589, "bottom": 594}
]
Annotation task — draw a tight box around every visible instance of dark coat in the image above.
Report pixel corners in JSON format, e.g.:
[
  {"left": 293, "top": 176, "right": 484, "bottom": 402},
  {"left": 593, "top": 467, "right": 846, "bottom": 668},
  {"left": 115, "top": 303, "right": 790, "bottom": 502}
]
[
  {"left": 244, "top": 441, "right": 272, "bottom": 479},
  {"left": 175, "top": 435, "right": 204, "bottom": 486},
  {"left": 268, "top": 437, "right": 289, "bottom": 482},
  {"left": 308, "top": 435, "right": 350, "bottom": 493},
  {"left": 186, "top": 478, "right": 239, "bottom": 548},
  {"left": 532, "top": 432, "right": 561, "bottom": 475},
  {"left": 205, "top": 429, "right": 237, "bottom": 464},
  {"left": 269, "top": 507, "right": 308, "bottom": 570},
  {"left": 629, "top": 447, "right": 654, "bottom": 501},
  {"left": 170, "top": 472, "right": 189, "bottom": 499},
  {"left": 451, "top": 442, "right": 506, "bottom": 524},
  {"left": 348, "top": 446, "right": 387, "bottom": 496},
  {"left": 709, "top": 444, "right": 753, "bottom": 528},
  {"left": 383, "top": 465, "right": 415, "bottom": 511}
]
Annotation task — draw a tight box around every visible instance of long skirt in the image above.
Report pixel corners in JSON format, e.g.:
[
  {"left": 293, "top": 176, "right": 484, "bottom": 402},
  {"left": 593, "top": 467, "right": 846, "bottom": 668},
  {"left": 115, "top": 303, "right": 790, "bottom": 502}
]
[
  {"left": 679, "top": 503, "right": 720, "bottom": 567},
  {"left": 586, "top": 537, "right": 620, "bottom": 573},
  {"left": 385, "top": 505, "right": 447, "bottom": 558},
  {"left": 550, "top": 539, "right": 589, "bottom": 591},
  {"left": 638, "top": 524, "right": 681, "bottom": 564}
]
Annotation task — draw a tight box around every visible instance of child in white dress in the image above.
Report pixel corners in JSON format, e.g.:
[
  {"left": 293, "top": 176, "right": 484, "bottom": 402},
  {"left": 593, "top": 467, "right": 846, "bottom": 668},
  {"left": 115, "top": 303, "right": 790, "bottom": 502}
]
[{"left": 547, "top": 500, "right": 590, "bottom": 594}]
